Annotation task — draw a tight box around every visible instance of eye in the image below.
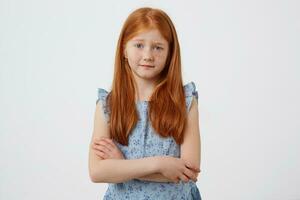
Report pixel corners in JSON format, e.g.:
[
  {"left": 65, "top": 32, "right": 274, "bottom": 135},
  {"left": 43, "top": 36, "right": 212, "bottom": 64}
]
[
  {"left": 134, "top": 43, "right": 144, "bottom": 48},
  {"left": 154, "top": 46, "right": 163, "bottom": 51}
]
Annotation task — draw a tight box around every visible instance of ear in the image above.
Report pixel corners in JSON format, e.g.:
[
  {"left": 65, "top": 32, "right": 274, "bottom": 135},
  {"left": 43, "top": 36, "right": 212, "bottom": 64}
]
[{"left": 123, "top": 49, "right": 128, "bottom": 59}]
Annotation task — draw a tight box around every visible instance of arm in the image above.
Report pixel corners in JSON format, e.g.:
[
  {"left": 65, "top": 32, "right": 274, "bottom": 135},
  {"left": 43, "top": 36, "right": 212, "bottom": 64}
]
[
  {"left": 91, "top": 138, "right": 172, "bottom": 182},
  {"left": 89, "top": 100, "right": 199, "bottom": 183},
  {"left": 180, "top": 96, "right": 201, "bottom": 170},
  {"left": 89, "top": 101, "right": 160, "bottom": 183},
  {"left": 136, "top": 172, "right": 172, "bottom": 182},
  {"left": 90, "top": 155, "right": 159, "bottom": 183},
  {"left": 137, "top": 97, "right": 201, "bottom": 182}
]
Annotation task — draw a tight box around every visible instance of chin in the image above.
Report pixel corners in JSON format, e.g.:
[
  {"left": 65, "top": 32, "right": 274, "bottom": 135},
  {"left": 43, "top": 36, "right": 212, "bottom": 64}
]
[{"left": 136, "top": 73, "right": 156, "bottom": 80}]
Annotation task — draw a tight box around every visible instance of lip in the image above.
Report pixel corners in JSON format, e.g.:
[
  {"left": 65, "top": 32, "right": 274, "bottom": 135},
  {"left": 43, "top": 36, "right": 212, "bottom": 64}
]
[{"left": 140, "top": 65, "right": 154, "bottom": 68}]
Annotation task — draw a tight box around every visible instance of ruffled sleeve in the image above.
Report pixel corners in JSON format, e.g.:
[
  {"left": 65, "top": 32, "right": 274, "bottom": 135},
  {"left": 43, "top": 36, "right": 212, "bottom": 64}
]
[
  {"left": 96, "top": 88, "right": 110, "bottom": 123},
  {"left": 183, "top": 81, "right": 199, "bottom": 113}
]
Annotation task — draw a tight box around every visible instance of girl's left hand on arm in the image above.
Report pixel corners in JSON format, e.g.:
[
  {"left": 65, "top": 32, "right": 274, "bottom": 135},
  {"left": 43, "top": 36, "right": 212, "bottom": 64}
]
[{"left": 92, "top": 137, "right": 125, "bottom": 160}]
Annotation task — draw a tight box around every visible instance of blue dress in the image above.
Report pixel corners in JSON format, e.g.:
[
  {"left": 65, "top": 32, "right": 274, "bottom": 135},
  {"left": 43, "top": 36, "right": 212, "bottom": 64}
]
[{"left": 96, "top": 81, "right": 202, "bottom": 200}]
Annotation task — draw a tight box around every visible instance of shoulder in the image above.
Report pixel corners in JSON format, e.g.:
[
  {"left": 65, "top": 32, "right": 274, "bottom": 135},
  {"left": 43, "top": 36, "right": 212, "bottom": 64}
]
[
  {"left": 183, "top": 81, "right": 198, "bottom": 99},
  {"left": 92, "top": 88, "right": 111, "bottom": 139},
  {"left": 183, "top": 81, "right": 199, "bottom": 112},
  {"left": 96, "top": 88, "right": 109, "bottom": 105},
  {"left": 95, "top": 87, "right": 111, "bottom": 123}
]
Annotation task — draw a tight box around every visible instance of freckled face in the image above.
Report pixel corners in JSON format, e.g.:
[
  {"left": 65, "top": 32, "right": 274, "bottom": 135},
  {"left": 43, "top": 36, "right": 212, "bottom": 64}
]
[{"left": 124, "top": 29, "right": 169, "bottom": 81}]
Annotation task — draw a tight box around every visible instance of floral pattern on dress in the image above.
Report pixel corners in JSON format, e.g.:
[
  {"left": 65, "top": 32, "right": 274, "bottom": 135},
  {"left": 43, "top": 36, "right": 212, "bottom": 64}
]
[{"left": 95, "top": 81, "right": 201, "bottom": 200}]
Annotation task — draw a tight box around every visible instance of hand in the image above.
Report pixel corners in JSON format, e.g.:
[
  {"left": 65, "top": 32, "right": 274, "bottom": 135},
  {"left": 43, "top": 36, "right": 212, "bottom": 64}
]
[
  {"left": 92, "top": 137, "right": 125, "bottom": 160},
  {"left": 157, "top": 156, "right": 200, "bottom": 183}
]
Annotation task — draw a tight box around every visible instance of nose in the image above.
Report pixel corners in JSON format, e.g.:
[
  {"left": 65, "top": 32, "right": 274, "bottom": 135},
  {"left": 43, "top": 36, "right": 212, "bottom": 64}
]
[
  {"left": 143, "top": 57, "right": 154, "bottom": 62},
  {"left": 143, "top": 47, "right": 154, "bottom": 62}
]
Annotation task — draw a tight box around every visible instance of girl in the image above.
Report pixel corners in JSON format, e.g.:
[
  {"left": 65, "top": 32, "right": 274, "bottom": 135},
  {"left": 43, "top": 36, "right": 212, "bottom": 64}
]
[{"left": 89, "top": 7, "right": 202, "bottom": 200}]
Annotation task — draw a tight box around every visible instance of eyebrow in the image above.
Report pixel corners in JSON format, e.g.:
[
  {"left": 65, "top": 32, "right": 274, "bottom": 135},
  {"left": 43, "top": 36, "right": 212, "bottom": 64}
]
[{"left": 132, "top": 39, "right": 166, "bottom": 45}]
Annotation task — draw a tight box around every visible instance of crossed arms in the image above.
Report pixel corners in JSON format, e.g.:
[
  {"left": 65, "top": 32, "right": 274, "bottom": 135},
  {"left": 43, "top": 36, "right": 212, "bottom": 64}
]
[{"left": 88, "top": 97, "right": 201, "bottom": 183}]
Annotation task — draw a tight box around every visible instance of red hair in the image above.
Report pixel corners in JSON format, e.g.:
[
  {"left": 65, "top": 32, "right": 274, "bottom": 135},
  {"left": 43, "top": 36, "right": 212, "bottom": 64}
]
[{"left": 106, "top": 7, "right": 187, "bottom": 146}]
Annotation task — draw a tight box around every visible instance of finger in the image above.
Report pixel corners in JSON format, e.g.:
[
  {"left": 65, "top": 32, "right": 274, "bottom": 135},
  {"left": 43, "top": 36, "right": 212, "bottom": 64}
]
[
  {"left": 101, "top": 138, "right": 117, "bottom": 149},
  {"left": 94, "top": 149, "right": 108, "bottom": 159},
  {"left": 97, "top": 139, "right": 115, "bottom": 150},
  {"left": 185, "top": 162, "right": 200, "bottom": 172},
  {"left": 185, "top": 163, "right": 199, "bottom": 172},
  {"left": 95, "top": 151, "right": 105, "bottom": 159},
  {"left": 93, "top": 136, "right": 109, "bottom": 143},
  {"left": 103, "top": 138, "right": 116, "bottom": 145},
  {"left": 93, "top": 138, "right": 105, "bottom": 144},
  {"left": 93, "top": 143, "right": 111, "bottom": 154},
  {"left": 183, "top": 168, "right": 197, "bottom": 182},
  {"left": 179, "top": 174, "right": 190, "bottom": 183},
  {"left": 103, "top": 139, "right": 122, "bottom": 154},
  {"left": 94, "top": 140, "right": 113, "bottom": 151},
  {"left": 94, "top": 144, "right": 111, "bottom": 155}
]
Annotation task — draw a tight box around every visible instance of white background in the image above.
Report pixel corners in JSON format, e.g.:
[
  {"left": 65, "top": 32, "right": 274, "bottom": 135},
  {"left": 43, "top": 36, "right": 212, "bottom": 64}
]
[{"left": 0, "top": 0, "right": 299, "bottom": 199}]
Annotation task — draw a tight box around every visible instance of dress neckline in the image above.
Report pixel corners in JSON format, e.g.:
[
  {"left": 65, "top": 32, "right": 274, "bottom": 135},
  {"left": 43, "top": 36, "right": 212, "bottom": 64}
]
[{"left": 136, "top": 101, "right": 149, "bottom": 104}]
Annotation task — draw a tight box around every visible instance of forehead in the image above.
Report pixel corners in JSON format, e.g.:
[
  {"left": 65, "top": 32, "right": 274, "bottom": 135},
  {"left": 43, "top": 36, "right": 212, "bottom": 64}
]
[{"left": 130, "top": 29, "right": 168, "bottom": 44}]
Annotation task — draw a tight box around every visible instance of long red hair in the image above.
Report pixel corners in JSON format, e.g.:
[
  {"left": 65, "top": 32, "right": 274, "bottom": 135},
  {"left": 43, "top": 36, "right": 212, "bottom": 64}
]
[{"left": 106, "top": 7, "right": 187, "bottom": 146}]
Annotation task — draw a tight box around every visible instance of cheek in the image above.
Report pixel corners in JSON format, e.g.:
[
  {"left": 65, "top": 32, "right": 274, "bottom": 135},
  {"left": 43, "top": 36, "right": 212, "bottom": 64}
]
[
  {"left": 128, "top": 51, "right": 141, "bottom": 62},
  {"left": 127, "top": 47, "right": 139, "bottom": 55},
  {"left": 155, "top": 52, "right": 168, "bottom": 63},
  {"left": 127, "top": 54, "right": 141, "bottom": 69}
]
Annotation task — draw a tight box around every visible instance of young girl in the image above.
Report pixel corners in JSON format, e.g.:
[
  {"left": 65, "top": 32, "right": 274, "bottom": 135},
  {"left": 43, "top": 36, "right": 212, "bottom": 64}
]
[{"left": 89, "top": 7, "right": 202, "bottom": 200}]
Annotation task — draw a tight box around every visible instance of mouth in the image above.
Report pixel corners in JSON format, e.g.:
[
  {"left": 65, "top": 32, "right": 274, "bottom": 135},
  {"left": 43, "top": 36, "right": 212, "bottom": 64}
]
[{"left": 140, "top": 65, "right": 155, "bottom": 68}]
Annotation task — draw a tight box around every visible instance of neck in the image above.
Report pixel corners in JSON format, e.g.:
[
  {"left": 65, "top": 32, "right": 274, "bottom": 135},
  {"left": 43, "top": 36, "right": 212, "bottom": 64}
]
[{"left": 132, "top": 75, "right": 159, "bottom": 102}]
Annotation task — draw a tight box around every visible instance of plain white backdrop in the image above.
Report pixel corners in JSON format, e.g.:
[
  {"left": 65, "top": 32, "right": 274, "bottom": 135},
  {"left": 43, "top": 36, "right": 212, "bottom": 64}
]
[{"left": 0, "top": 0, "right": 299, "bottom": 199}]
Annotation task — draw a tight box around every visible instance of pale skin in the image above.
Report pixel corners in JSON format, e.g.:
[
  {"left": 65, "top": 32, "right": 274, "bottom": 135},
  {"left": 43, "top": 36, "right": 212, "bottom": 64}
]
[
  {"left": 124, "top": 29, "right": 169, "bottom": 101},
  {"left": 92, "top": 96, "right": 201, "bottom": 184},
  {"left": 88, "top": 28, "right": 201, "bottom": 184}
]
